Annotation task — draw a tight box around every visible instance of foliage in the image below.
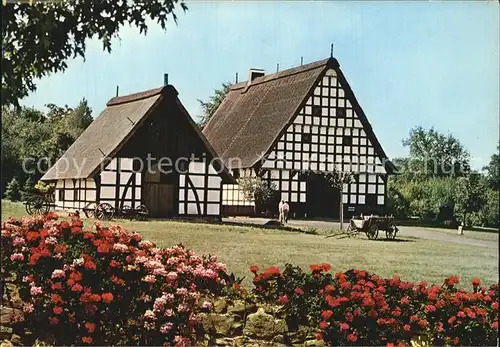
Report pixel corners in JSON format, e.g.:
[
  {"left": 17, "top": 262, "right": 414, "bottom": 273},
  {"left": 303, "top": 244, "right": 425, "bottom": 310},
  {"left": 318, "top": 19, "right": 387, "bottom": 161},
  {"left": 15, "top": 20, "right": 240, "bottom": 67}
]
[
  {"left": 197, "top": 82, "right": 231, "bottom": 128},
  {"left": 452, "top": 173, "right": 487, "bottom": 227},
  {"left": 1, "top": 100, "right": 92, "bottom": 193},
  {"left": 5, "top": 178, "right": 21, "bottom": 202},
  {"left": 1, "top": 214, "right": 229, "bottom": 346},
  {"left": 238, "top": 176, "right": 276, "bottom": 205},
  {"left": 34, "top": 181, "right": 56, "bottom": 194},
  {"left": 249, "top": 265, "right": 499, "bottom": 346},
  {"left": 2, "top": 1, "right": 188, "bottom": 107},
  {"left": 20, "top": 177, "right": 36, "bottom": 201},
  {"left": 402, "top": 127, "right": 470, "bottom": 178},
  {"left": 483, "top": 145, "right": 500, "bottom": 190}
]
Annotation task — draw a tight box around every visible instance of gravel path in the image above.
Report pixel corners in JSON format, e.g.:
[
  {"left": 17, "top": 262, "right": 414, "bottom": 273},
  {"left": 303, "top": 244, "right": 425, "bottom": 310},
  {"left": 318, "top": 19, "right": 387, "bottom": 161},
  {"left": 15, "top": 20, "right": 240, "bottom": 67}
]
[{"left": 223, "top": 217, "right": 498, "bottom": 249}]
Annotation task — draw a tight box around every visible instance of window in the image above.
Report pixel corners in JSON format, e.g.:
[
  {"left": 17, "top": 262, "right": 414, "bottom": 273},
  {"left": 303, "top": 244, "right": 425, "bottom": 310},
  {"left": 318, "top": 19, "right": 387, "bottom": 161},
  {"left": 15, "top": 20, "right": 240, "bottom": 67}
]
[
  {"left": 342, "top": 136, "right": 352, "bottom": 146},
  {"left": 337, "top": 107, "right": 346, "bottom": 118},
  {"left": 312, "top": 106, "right": 321, "bottom": 117},
  {"left": 302, "top": 133, "right": 312, "bottom": 143},
  {"left": 58, "top": 189, "right": 65, "bottom": 202}
]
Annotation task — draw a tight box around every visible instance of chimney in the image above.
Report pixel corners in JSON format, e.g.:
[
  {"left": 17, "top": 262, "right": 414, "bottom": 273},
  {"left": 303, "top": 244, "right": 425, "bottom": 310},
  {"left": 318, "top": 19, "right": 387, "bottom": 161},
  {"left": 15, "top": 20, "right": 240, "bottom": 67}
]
[
  {"left": 248, "top": 68, "right": 265, "bottom": 85},
  {"left": 164, "top": 73, "right": 169, "bottom": 86}
]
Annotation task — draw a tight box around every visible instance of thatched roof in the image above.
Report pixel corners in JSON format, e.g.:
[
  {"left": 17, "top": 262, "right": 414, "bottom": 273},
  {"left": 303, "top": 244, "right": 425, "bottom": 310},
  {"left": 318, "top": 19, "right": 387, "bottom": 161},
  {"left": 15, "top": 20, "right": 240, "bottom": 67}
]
[
  {"left": 42, "top": 85, "right": 233, "bottom": 182},
  {"left": 203, "top": 57, "right": 395, "bottom": 173}
]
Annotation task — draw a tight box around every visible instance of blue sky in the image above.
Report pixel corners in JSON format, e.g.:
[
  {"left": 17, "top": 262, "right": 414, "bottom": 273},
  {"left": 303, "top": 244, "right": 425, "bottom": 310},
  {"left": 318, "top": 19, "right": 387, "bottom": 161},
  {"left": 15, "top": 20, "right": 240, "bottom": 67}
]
[{"left": 22, "top": 1, "right": 499, "bottom": 169}]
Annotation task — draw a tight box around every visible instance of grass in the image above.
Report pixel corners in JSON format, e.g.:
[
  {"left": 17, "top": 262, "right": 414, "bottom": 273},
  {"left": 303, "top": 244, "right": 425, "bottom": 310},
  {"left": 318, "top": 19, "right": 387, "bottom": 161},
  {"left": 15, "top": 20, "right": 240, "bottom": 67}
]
[{"left": 2, "top": 200, "right": 498, "bottom": 288}]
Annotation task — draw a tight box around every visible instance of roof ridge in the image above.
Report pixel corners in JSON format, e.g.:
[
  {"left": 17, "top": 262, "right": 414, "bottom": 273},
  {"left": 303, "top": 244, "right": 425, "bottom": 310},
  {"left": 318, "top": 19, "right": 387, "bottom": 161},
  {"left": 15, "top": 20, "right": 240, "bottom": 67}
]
[
  {"left": 107, "top": 85, "right": 178, "bottom": 106},
  {"left": 231, "top": 57, "right": 333, "bottom": 91}
]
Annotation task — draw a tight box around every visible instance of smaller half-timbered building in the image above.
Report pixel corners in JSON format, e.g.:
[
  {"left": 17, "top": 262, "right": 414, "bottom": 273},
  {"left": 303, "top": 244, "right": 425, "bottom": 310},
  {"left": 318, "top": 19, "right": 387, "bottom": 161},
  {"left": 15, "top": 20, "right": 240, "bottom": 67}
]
[
  {"left": 41, "top": 85, "right": 234, "bottom": 218},
  {"left": 203, "top": 57, "right": 395, "bottom": 218}
]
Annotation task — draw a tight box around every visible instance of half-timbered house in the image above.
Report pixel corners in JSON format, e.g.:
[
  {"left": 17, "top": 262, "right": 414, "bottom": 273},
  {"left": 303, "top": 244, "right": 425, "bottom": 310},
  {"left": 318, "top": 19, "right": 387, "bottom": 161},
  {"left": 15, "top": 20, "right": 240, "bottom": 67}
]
[
  {"left": 203, "top": 57, "right": 395, "bottom": 218},
  {"left": 42, "top": 85, "right": 234, "bottom": 218}
]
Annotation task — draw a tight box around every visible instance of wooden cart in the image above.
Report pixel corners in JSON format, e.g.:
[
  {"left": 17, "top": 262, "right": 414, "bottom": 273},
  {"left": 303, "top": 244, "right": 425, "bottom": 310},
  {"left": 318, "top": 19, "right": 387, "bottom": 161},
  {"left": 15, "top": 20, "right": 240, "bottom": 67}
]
[
  {"left": 347, "top": 215, "right": 399, "bottom": 240},
  {"left": 82, "top": 202, "right": 148, "bottom": 221}
]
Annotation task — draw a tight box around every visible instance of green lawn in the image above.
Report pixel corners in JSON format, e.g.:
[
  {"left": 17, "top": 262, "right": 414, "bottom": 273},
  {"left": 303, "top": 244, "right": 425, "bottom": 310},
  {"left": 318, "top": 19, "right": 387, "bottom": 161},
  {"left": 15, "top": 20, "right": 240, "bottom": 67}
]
[{"left": 2, "top": 200, "right": 498, "bottom": 288}]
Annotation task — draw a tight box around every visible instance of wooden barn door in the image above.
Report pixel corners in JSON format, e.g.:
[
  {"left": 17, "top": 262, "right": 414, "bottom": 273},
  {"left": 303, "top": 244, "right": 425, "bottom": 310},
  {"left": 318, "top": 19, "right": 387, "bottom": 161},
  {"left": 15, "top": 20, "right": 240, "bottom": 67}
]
[{"left": 142, "top": 168, "right": 176, "bottom": 217}]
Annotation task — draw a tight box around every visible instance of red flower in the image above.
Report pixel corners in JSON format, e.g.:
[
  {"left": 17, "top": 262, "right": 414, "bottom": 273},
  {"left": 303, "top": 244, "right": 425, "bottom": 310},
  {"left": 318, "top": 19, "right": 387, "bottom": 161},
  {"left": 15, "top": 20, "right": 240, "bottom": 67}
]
[
  {"left": 339, "top": 322, "right": 349, "bottom": 331},
  {"left": 319, "top": 321, "right": 329, "bottom": 329},
  {"left": 85, "top": 322, "right": 96, "bottom": 333},
  {"left": 51, "top": 294, "right": 64, "bottom": 305},
  {"left": 53, "top": 306, "right": 63, "bottom": 315},
  {"left": 54, "top": 244, "right": 67, "bottom": 253},
  {"left": 316, "top": 333, "right": 323, "bottom": 341},
  {"left": 60, "top": 221, "right": 70, "bottom": 229},
  {"left": 278, "top": 295, "right": 288, "bottom": 304},
  {"left": 97, "top": 243, "right": 111, "bottom": 254},
  {"left": 325, "top": 284, "right": 336, "bottom": 293},
  {"left": 109, "top": 260, "right": 120, "bottom": 268},
  {"left": 472, "top": 277, "right": 481, "bottom": 287},
  {"left": 82, "top": 336, "right": 93, "bottom": 344},
  {"left": 491, "top": 321, "right": 498, "bottom": 330},
  {"left": 71, "top": 227, "right": 83, "bottom": 234},
  {"left": 102, "top": 292, "right": 114, "bottom": 304},
  {"left": 346, "top": 333, "right": 357, "bottom": 343},
  {"left": 403, "top": 324, "right": 411, "bottom": 332},
  {"left": 448, "top": 316, "right": 456, "bottom": 325},
  {"left": 49, "top": 317, "right": 59, "bottom": 325},
  {"left": 295, "top": 288, "right": 304, "bottom": 295},
  {"left": 446, "top": 276, "right": 460, "bottom": 286},
  {"left": 84, "top": 260, "right": 96, "bottom": 271},
  {"left": 321, "top": 310, "right": 334, "bottom": 320},
  {"left": 321, "top": 263, "right": 331, "bottom": 272},
  {"left": 249, "top": 265, "right": 259, "bottom": 273},
  {"left": 400, "top": 297, "right": 409, "bottom": 305},
  {"left": 51, "top": 282, "right": 63, "bottom": 291},
  {"left": 309, "top": 264, "right": 321, "bottom": 273},
  {"left": 424, "top": 305, "right": 436, "bottom": 313}
]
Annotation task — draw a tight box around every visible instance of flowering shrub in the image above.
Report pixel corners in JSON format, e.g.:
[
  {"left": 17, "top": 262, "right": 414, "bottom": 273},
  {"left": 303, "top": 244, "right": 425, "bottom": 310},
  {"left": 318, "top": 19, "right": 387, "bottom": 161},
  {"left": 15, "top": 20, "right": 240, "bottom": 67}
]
[
  {"left": 250, "top": 265, "right": 499, "bottom": 346},
  {"left": 1, "top": 214, "right": 228, "bottom": 346}
]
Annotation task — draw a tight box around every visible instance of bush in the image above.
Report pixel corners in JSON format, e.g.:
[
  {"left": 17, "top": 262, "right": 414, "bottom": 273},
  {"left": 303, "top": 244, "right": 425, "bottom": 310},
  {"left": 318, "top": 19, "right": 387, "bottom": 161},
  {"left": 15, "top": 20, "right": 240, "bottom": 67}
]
[
  {"left": 250, "top": 265, "right": 499, "bottom": 346},
  {"left": 21, "top": 177, "right": 35, "bottom": 201},
  {"left": 1, "top": 214, "right": 229, "bottom": 346},
  {"left": 5, "top": 177, "right": 21, "bottom": 201}
]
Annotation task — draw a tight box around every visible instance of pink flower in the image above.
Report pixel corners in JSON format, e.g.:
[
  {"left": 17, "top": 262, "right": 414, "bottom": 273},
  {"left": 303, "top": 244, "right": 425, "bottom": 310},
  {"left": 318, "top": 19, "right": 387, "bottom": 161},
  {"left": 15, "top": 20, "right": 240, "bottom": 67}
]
[
  {"left": 144, "top": 310, "right": 156, "bottom": 320},
  {"left": 278, "top": 295, "right": 289, "bottom": 304},
  {"left": 45, "top": 236, "right": 58, "bottom": 245},
  {"left": 51, "top": 269, "right": 65, "bottom": 279},
  {"left": 10, "top": 253, "right": 24, "bottom": 261},
  {"left": 164, "top": 309, "right": 174, "bottom": 317},
  {"left": 167, "top": 272, "right": 178, "bottom": 281},
  {"left": 176, "top": 287, "right": 188, "bottom": 296},
  {"left": 23, "top": 303, "right": 34, "bottom": 313},
  {"left": 202, "top": 301, "right": 213, "bottom": 310},
  {"left": 30, "top": 286, "right": 43, "bottom": 296},
  {"left": 142, "top": 275, "right": 156, "bottom": 283},
  {"left": 160, "top": 322, "right": 174, "bottom": 334},
  {"left": 12, "top": 237, "right": 26, "bottom": 246}
]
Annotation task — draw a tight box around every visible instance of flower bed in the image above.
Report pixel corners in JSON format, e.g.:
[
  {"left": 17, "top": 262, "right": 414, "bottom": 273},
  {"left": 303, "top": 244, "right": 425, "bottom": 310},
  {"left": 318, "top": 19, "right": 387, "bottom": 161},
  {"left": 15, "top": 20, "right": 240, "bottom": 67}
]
[
  {"left": 1, "top": 213, "right": 498, "bottom": 346},
  {"left": 250, "top": 264, "right": 499, "bottom": 346},
  {"left": 1, "top": 213, "right": 228, "bottom": 346}
]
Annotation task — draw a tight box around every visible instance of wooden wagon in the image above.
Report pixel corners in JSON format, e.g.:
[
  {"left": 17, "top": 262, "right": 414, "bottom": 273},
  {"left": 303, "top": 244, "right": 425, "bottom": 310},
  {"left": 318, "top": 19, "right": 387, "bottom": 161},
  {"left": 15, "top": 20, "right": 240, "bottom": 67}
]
[
  {"left": 82, "top": 203, "right": 149, "bottom": 221},
  {"left": 347, "top": 215, "right": 399, "bottom": 240}
]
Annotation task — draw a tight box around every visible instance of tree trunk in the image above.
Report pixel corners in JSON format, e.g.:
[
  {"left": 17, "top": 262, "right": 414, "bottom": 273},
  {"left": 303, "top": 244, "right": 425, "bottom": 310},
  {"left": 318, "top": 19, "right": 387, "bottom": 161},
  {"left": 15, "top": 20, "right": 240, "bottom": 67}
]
[{"left": 340, "top": 197, "right": 344, "bottom": 231}]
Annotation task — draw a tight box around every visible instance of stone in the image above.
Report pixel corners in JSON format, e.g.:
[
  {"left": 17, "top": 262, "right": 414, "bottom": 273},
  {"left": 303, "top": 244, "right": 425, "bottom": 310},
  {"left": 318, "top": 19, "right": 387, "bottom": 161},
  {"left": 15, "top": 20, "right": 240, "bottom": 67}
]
[
  {"left": 9, "top": 334, "right": 22, "bottom": 346},
  {"left": 0, "top": 340, "right": 13, "bottom": 347},
  {"left": 200, "top": 313, "right": 236, "bottom": 336},
  {"left": 0, "top": 326, "right": 12, "bottom": 340},
  {"left": 304, "top": 339, "right": 326, "bottom": 347},
  {"left": 213, "top": 298, "right": 228, "bottom": 314},
  {"left": 244, "top": 308, "right": 287, "bottom": 340}
]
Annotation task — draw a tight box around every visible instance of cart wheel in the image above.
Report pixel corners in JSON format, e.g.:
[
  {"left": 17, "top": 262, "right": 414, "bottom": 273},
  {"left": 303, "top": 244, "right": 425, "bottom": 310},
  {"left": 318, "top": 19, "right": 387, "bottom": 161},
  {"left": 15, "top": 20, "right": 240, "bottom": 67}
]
[
  {"left": 366, "top": 225, "right": 379, "bottom": 240},
  {"left": 135, "top": 205, "right": 149, "bottom": 221},
  {"left": 121, "top": 205, "right": 133, "bottom": 219},
  {"left": 26, "top": 196, "right": 49, "bottom": 215},
  {"left": 95, "top": 203, "right": 115, "bottom": 220},
  {"left": 386, "top": 223, "right": 398, "bottom": 240}
]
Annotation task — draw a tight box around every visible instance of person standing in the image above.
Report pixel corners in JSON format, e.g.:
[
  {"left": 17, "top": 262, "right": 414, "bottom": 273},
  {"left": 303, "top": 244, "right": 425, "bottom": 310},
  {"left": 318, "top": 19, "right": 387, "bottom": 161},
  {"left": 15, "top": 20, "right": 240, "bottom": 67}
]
[{"left": 278, "top": 200, "right": 290, "bottom": 225}]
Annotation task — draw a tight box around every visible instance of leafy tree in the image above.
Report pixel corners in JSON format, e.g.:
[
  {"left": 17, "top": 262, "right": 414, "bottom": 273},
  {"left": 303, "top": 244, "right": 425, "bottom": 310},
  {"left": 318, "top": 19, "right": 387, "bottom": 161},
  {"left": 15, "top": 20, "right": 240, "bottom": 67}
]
[
  {"left": 483, "top": 145, "right": 499, "bottom": 189},
  {"left": 21, "top": 177, "right": 36, "bottom": 201},
  {"left": 239, "top": 176, "right": 276, "bottom": 205},
  {"left": 2, "top": 1, "right": 187, "bottom": 106},
  {"left": 198, "top": 82, "right": 231, "bottom": 128},
  {"left": 452, "top": 173, "right": 487, "bottom": 227},
  {"left": 402, "top": 126, "right": 470, "bottom": 177},
  {"left": 5, "top": 178, "right": 21, "bottom": 202}
]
